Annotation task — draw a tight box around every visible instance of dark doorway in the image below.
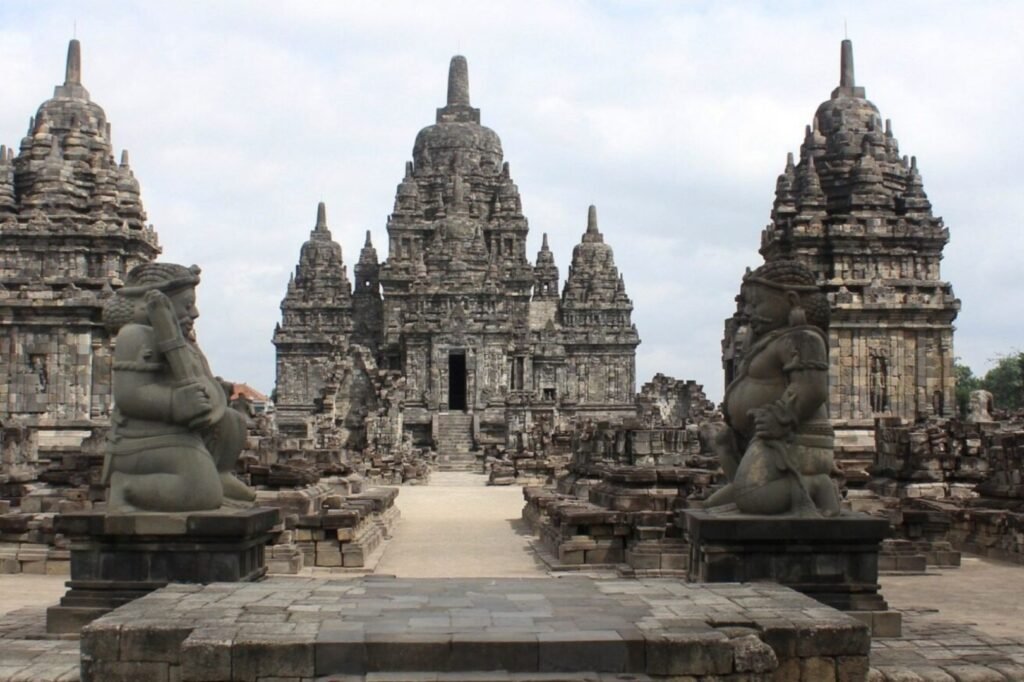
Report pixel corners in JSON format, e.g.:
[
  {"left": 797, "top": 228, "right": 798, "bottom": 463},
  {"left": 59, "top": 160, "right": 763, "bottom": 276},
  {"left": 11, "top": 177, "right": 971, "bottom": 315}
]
[{"left": 448, "top": 352, "right": 467, "bottom": 411}]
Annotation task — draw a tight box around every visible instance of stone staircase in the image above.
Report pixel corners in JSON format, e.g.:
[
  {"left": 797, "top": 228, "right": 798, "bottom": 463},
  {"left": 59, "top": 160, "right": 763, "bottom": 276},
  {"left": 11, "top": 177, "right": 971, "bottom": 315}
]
[{"left": 434, "top": 413, "right": 479, "bottom": 472}]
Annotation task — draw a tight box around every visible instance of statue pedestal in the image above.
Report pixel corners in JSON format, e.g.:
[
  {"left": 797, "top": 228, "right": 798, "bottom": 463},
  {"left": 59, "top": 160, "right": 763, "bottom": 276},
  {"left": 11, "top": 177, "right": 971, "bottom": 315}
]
[
  {"left": 46, "top": 507, "right": 279, "bottom": 634},
  {"left": 682, "top": 509, "right": 900, "bottom": 636}
]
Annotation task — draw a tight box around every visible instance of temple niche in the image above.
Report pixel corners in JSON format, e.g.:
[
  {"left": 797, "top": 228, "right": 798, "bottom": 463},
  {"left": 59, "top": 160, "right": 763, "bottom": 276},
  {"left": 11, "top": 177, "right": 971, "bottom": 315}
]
[
  {"left": 0, "top": 40, "right": 160, "bottom": 443},
  {"left": 274, "top": 56, "right": 641, "bottom": 461},
  {"left": 723, "top": 39, "right": 960, "bottom": 462}
]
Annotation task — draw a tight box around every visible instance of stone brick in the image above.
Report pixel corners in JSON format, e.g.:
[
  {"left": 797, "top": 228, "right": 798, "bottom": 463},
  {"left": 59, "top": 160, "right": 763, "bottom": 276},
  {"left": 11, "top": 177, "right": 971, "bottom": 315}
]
[
  {"left": 232, "top": 636, "right": 315, "bottom": 680},
  {"left": 800, "top": 656, "right": 837, "bottom": 682},
  {"left": 836, "top": 656, "right": 870, "bottom": 682},
  {"left": 645, "top": 631, "right": 733, "bottom": 676},
  {"left": 119, "top": 623, "right": 193, "bottom": 663},
  {"left": 82, "top": 660, "right": 170, "bottom": 682},
  {"left": 179, "top": 631, "right": 235, "bottom": 681}
]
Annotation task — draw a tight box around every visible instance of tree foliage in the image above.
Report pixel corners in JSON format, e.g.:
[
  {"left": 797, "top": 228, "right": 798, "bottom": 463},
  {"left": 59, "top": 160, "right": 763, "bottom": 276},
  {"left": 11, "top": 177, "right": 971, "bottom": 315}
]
[
  {"left": 980, "top": 352, "right": 1024, "bottom": 412},
  {"left": 953, "top": 359, "right": 980, "bottom": 417}
]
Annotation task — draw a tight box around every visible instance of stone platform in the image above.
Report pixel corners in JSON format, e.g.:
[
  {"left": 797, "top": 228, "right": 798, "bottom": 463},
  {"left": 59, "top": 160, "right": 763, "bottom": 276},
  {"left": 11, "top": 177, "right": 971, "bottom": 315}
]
[
  {"left": 683, "top": 509, "right": 898, "bottom": 635},
  {"left": 46, "top": 507, "right": 279, "bottom": 634},
  {"left": 79, "top": 576, "right": 870, "bottom": 681}
]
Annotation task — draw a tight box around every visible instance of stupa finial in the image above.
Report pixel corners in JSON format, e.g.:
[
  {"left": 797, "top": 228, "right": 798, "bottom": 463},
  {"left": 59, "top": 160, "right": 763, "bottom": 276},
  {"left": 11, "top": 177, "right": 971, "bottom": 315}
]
[
  {"left": 65, "top": 39, "right": 82, "bottom": 86},
  {"left": 587, "top": 205, "right": 599, "bottom": 234},
  {"left": 840, "top": 39, "right": 855, "bottom": 89},
  {"left": 447, "top": 55, "right": 470, "bottom": 107},
  {"left": 315, "top": 201, "right": 328, "bottom": 230}
]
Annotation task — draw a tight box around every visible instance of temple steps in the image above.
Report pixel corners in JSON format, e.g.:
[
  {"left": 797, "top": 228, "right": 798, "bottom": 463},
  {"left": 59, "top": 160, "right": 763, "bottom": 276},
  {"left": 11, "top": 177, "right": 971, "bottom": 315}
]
[{"left": 434, "top": 413, "right": 478, "bottom": 472}]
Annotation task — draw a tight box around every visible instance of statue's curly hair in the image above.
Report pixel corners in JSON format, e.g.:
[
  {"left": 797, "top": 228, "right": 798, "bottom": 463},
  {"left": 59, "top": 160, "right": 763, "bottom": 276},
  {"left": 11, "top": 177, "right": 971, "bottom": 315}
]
[
  {"left": 101, "top": 295, "right": 136, "bottom": 333},
  {"left": 122, "top": 263, "right": 200, "bottom": 293},
  {"left": 745, "top": 259, "right": 830, "bottom": 332},
  {"left": 102, "top": 262, "right": 201, "bottom": 333}
]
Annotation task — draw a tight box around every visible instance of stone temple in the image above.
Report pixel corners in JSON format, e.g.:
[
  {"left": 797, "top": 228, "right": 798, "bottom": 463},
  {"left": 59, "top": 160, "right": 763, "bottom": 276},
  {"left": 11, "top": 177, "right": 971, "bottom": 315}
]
[
  {"left": 274, "top": 56, "right": 640, "bottom": 450},
  {"left": 723, "top": 40, "right": 960, "bottom": 459},
  {"left": 0, "top": 40, "right": 160, "bottom": 442}
]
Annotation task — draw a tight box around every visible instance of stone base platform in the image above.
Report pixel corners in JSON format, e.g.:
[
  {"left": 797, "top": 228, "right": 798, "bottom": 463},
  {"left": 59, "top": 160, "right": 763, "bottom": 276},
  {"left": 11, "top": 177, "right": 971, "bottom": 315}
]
[
  {"left": 46, "top": 507, "right": 279, "bottom": 634},
  {"left": 79, "top": 576, "right": 870, "bottom": 681},
  {"left": 683, "top": 509, "right": 900, "bottom": 636}
]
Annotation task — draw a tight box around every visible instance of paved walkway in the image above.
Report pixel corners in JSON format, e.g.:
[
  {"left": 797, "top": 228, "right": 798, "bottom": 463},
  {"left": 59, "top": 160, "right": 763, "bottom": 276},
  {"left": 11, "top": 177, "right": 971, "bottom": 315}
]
[
  {"left": 0, "top": 573, "right": 67, "bottom": 618},
  {"left": 375, "top": 471, "right": 547, "bottom": 578},
  {"left": 880, "top": 556, "right": 1024, "bottom": 640}
]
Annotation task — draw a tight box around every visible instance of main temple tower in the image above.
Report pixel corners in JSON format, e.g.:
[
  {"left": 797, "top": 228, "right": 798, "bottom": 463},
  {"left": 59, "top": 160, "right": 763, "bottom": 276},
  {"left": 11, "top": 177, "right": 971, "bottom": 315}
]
[
  {"left": 377, "top": 56, "right": 536, "bottom": 445},
  {"left": 273, "top": 55, "right": 641, "bottom": 452}
]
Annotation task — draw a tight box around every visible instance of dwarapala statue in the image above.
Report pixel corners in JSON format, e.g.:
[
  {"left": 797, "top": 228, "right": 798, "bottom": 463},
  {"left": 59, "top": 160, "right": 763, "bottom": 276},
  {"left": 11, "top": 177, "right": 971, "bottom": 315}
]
[
  {"left": 966, "top": 389, "right": 995, "bottom": 423},
  {"left": 704, "top": 260, "right": 840, "bottom": 517},
  {"left": 101, "top": 263, "right": 256, "bottom": 512}
]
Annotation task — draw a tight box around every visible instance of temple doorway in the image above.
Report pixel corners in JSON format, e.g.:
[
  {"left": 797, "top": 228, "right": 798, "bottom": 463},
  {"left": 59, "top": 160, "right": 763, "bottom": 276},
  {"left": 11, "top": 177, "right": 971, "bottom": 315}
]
[{"left": 448, "top": 352, "right": 467, "bottom": 411}]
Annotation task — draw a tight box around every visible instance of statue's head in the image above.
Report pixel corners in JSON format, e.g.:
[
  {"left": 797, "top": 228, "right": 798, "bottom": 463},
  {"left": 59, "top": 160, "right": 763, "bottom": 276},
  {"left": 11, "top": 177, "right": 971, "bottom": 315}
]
[
  {"left": 103, "top": 263, "right": 202, "bottom": 335},
  {"left": 741, "top": 260, "right": 829, "bottom": 338}
]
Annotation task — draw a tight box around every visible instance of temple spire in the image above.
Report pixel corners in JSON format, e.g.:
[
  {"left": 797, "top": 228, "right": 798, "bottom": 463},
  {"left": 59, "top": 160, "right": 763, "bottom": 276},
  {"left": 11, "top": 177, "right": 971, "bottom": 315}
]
[
  {"left": 65, "top": 39, "right": 82, "bottom": 86},
  {"left": 364, "top": 230, "right": 373, "bottom": 247},
  {"left": 840, "top": 39, "right": 855, "bottom": 89},
  {"left": 447, "top": 55, "right": 470, "bottom": 107},
  {"left": 315, "top": 201, "right": 328, "bottom": 231},
  {"left": 587, "top": 205, "right": 599, "bottom": 234},
  {"left": 542, "top": 233, "right": 549, "bottom": 250}
]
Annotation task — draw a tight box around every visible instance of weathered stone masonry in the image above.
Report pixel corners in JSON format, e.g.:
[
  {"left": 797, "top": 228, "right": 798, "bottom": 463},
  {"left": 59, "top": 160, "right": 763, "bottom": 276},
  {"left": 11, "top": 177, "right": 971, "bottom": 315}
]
[
  {"left": 274, "top": 56, "right": 641, "bottom": 450},
  {"left": 723, "top": 40, "right": 959, "bottom": 456},
  {"left": 0, "top": 40, "right": 160, "bottom": 439}
]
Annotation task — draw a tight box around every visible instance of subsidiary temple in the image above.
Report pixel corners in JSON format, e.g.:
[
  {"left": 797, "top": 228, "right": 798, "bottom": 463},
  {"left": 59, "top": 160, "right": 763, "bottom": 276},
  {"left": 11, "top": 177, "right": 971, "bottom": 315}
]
[
  {"left": 3, "top": 38, "right": 1024, "bottom": 682},
  {"left": 723, "top": 40, "right": 960, "bottom": 469},
  {"left": 0, "top": 41, "right": 159, "bottom": 438}
]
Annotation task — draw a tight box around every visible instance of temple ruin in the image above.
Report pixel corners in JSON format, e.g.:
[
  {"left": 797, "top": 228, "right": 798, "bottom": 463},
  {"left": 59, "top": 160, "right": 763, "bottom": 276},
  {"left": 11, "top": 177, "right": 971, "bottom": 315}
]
[
  {"left": 5, "top": 33, "right": 1024, "bottom": 682},
  {"left": 274, "top": 56, "right": 641, "bottom": 457},
  {"left": 723, "top": 39, "right": 960, "bottom": 463},
  {"left": 0, "top": 40, "right": 160, "bottom": 443}
]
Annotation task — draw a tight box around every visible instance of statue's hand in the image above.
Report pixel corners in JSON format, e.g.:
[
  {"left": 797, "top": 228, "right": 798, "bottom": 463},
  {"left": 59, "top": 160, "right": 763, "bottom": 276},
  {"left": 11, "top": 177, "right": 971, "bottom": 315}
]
[
  {"left": 171, "top": 381, "right": 213, "bottom": 424},
  {"left": 144, "top": 289, "right": 173, "bottom": 316},
  {"left": 749, "top": 406, "right": 790, "bottom": 440}
]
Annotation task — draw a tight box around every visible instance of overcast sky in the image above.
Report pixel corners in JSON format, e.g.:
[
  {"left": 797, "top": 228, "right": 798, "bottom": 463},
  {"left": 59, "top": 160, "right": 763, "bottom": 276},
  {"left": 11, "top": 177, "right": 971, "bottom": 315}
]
[{"left": 1, "top": 1, "right": 1021, "bottom": 402}]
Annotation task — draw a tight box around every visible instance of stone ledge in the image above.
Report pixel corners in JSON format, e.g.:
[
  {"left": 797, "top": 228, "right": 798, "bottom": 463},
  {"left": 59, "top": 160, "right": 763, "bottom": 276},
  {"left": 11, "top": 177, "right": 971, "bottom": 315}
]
[
  {"left": 55, "top": 506, "right": 281, "bottom": 538},
  {"left": 79, "top": 576, "right": 869, "bottom": 681}
]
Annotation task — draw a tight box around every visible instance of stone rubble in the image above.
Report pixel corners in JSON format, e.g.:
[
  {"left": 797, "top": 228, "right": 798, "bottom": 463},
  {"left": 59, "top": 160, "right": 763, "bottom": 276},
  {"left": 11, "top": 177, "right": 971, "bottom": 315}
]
[{"left": 522, "top": 379, "right": 721, "bottom": 574}]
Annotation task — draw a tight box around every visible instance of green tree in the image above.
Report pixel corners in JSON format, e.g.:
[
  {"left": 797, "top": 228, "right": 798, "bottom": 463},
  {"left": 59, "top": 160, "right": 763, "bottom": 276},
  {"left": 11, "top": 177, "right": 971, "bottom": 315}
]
[
  {"left": 980, "top": 351, "right": 1024, "bottom": 412},
  {"left": 953, "top": 359, "right": 980, "bottom": 417}
]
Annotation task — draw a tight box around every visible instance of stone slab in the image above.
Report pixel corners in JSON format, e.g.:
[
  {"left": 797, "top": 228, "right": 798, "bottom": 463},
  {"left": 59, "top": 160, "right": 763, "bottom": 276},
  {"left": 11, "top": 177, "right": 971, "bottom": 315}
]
[{"left": 79, "top": 576, "right": 870, "bottom": 681}]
